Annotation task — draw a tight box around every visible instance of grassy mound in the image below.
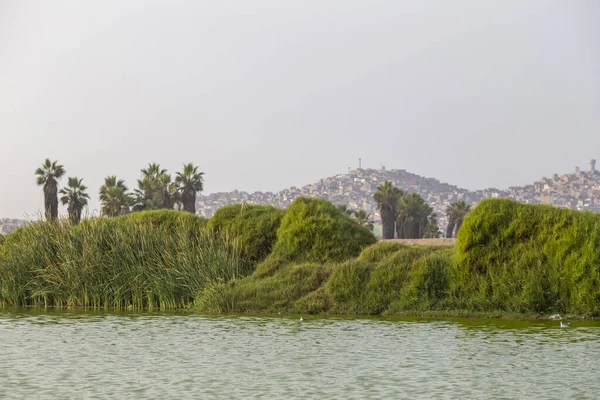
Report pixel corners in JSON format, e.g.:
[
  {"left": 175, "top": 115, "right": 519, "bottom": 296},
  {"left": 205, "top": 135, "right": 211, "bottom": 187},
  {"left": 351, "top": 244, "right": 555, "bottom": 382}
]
[
  {"left": 207, "top": 204, "right": 285, "bottom": 265},
  {"left": 272, "top": 198, "right": 376, "bottom": 263},
  {"left": 196, "top": 242, "right": 454, "bottom": 315},
  {"left": 0, "top": 210, "right": 243, "bottom": 309},
  {"left": 455, "top": 199, "right": 600, "bottom": 315}
]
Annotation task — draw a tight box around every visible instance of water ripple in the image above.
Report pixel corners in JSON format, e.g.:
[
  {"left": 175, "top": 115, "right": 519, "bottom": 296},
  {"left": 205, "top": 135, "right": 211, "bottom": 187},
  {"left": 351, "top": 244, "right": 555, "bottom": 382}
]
[{"left": 1, "top": 311, "right": 599, "bottom": 399}]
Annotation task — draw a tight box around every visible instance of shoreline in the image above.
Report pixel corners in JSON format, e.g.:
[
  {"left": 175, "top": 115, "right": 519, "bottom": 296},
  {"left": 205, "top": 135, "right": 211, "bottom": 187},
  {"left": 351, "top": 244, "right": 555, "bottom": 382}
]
[{"left": 2, "top": 305, "right": 594, "bottom": 321}]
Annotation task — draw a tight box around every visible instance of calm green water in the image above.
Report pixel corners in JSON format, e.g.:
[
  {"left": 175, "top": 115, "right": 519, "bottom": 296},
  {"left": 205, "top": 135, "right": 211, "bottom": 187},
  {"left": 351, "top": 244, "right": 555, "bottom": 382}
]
[{"left": 1, "top": 310, "right": 599, "bottom": 399}]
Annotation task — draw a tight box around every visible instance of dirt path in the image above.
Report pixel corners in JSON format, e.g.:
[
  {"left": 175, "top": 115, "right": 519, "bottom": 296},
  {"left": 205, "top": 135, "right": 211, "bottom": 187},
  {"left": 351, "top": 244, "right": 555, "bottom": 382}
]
[{"left": 381, "top": 238, "right": 456, "bottom": 246}]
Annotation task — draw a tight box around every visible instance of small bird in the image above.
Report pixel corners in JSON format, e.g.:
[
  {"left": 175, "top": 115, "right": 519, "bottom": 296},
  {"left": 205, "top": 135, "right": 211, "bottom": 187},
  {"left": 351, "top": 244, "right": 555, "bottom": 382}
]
[
  {"left": 300, "top": 317, "right": 307, "bottom": 321},
  {"left": 560, "top": 321, "right": 571, "bottom": 328}
]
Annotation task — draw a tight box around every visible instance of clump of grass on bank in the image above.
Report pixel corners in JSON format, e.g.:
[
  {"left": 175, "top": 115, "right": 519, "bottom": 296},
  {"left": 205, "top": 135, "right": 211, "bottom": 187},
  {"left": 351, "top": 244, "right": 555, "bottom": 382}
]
[
  {"left": 196, "top": 242, "right": 455, "bottom": 315},
  {"left": 454, "top": 199, "right": 600, "bottom": 316},
  {"left": 272, "top": 197, "right": 376, "bottom": 263},
  {"left": 0, "top": 210, "right": 244, "bottom": 309},
  {"left": 207, "top": 204, "right": 284, "bottom": 265}
]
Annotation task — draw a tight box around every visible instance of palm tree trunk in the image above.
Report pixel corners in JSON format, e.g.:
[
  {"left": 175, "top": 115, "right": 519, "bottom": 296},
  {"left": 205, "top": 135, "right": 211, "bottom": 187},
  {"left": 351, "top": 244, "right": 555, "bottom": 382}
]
[
  {"left": 163, "top": 190, "right": 173, "bottom": 210},
  {"left": 183, "top": 192, "right": 196, "bottom": 214},
  {"left": 382, "top": 209, "right": 395, "bottom": 239},
  {"left": 446, "top": 221, "right": 455, "bottom": 238},
  {"left": 396, "top": 217, "right": 405, "bottom": 239},
  {"left": 72, "top": 208, "right": 81, "bottom": 225},
  {"left": 45, "top": 184, "right": 58, "bottom": 220}
]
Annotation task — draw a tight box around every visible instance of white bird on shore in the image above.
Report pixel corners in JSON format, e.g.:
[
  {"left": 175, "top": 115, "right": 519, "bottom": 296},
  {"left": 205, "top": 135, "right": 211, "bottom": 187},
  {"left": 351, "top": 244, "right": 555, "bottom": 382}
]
[
  {"left": 560, "top": 321, "right": 571, "bottom": 328},
  {"left": 550, "top": 314, "right": 562, "bottom": 320}
]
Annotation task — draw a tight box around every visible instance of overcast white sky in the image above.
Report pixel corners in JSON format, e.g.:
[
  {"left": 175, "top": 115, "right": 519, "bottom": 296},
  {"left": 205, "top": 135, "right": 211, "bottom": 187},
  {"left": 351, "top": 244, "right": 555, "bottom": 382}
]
[{"left": 1, "top": 0, "right": 599, "bottom": 218}]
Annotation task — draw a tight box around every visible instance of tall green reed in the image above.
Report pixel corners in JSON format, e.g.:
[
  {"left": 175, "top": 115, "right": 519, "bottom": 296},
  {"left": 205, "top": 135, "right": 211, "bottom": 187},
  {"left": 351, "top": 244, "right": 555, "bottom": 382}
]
[{"left": 0, "top": 211, "right": 244, "bottom": 309}]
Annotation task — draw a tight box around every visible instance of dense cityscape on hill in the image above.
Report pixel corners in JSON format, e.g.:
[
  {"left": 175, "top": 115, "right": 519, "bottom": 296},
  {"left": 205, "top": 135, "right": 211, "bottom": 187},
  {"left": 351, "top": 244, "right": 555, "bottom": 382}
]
[
  {"left": 3, "top": 159, "right": 600, "bottom": 235},
  {"left": 195, "top": 158, "right": 600, "bottom": 234}
]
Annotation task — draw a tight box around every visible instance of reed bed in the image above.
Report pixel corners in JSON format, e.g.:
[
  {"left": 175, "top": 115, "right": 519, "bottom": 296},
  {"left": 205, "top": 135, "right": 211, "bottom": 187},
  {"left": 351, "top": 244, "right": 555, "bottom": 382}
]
[{"left": 0, "top": 211, "right": 244, "bottom": 309}]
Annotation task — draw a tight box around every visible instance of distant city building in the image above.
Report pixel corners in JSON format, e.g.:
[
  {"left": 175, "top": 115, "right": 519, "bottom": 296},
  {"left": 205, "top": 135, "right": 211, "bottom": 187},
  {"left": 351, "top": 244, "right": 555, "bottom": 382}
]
[{"left": 192, "top": 159, "right": 600, "bottom": 235}]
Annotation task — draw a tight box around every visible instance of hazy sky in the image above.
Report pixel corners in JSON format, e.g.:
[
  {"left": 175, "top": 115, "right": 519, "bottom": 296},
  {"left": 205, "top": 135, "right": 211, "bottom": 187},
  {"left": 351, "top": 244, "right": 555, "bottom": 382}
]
[{"left": 1, "top": 1, "right": 599, "bottom": 218}]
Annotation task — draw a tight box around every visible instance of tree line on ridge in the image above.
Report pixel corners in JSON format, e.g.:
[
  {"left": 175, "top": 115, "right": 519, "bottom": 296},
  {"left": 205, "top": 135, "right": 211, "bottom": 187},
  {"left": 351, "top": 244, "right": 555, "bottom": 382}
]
[{"left": 35, "top": 159, "right": 204, "bottom": 224}]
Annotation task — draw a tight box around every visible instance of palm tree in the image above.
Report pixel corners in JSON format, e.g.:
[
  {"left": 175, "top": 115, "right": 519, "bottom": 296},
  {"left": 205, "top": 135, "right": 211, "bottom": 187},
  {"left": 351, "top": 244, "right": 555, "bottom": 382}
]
[
  {"left": 35, "top": 159, "right": 66, "bottom": 220},
  {"left": 446, "top": 201, "right": 471, "bottom": 238},
  {"left": 99, "top": 176, "right": 131, "bottom": 217},
  {"left": 133, "top": 163, "right": 168, "bottom": 211},
  {"left": 158, "top": 173, "right": 177, "bottom": 210},
  {"left": 396, "top": 193, "right": 433, "bottom": 239},
  {"left": 59, "top": 177, "right": 90, "bottom": 225},
  {"left": 353, "top": 209, "right": 374, "bottom": 232},
  {"left": 175, "top": 163, "right": 204, "bottom": 214},
  {"left": 373, "top": 181, "right": 404, "bottom": 239},
  {"left": 141, "top": 163, "right": 167, "bottom": 181}
]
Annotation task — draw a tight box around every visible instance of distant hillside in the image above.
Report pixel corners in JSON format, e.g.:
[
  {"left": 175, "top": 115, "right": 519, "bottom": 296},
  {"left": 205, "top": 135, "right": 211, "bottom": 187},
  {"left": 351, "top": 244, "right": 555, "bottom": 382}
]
[
  {"left": 5, "top": 160, "right": 600, "bottom": 236},
  {"left": 195, "top": 159, "right": 600, "bottom": 234},
  {"left": 196, "top": 168, "right": 477, "bottom": 231}
]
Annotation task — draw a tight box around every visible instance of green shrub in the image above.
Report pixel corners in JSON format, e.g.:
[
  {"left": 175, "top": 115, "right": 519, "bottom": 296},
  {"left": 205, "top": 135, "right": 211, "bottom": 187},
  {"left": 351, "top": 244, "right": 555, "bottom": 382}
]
[
  {"left": 455, "top": 199, "right": 600, "bottom": 315},
  {"left": 207, "top": 204, "right": 285, "bottom": 265},
  {"left": 272, "top": 197, "right": 376, "bottom": 263},
  {"left": 0, "top": 234, "right": 4, "bottom": 248},
  {"left": 0, "top": 211, "right": 243, "bottom": 309}
]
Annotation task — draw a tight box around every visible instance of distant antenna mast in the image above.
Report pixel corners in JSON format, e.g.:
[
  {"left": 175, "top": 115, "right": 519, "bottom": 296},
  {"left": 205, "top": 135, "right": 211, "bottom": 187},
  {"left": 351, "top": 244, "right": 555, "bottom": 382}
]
[{"left": 359, "top": 158, "right": 362, "bottom": 169}]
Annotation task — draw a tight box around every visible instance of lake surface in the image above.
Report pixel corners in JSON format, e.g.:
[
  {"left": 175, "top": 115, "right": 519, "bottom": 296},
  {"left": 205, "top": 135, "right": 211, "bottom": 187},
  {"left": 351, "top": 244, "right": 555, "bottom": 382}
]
[{"left": 1, "top": 310, "right": 599, "bottom": 399}]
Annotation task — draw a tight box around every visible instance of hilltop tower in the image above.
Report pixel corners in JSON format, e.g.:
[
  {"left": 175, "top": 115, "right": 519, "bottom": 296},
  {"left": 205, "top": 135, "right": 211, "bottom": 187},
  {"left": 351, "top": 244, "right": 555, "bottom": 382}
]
[
  {"left": 359, "top": 158, "right": 362, "bottom": 170},
  {"left": 590, "top": 159, "right": 596, "bottom": 173}
]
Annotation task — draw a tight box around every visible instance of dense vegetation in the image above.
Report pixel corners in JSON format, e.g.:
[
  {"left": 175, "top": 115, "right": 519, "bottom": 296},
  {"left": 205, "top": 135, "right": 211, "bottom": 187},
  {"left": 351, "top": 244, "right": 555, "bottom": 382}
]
[
  {"left": 0, "top": 197, "right": 376, "bottom": 310},
  {"left": 4, "top": 178, "right": 600, "bottom": 317},
  {"left": 0, "top": 211, "right": 241, "bottom": 309},
  {"left": 197, "top": 199, "right": 600, "bottom": 318},
  {"left": 454, "top": 199, "right": 600, "bottom": 315},
  {"left": 196, "top": 242, "right": 454, "bottom": 315}
]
